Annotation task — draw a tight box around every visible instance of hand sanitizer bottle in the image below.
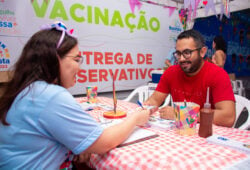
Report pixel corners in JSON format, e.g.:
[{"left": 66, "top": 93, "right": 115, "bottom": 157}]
[{"left": 199, "top": 87, "right": 214, "bottom": 138}]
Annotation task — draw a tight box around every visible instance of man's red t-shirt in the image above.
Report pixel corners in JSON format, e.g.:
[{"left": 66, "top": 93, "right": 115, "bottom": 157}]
[{"left": 156, "top": 61, "right": 235, "bottom": 109}]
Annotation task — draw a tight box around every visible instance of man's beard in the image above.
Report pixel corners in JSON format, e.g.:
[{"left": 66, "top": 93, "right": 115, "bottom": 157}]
[{"left": 179, "top": 55, "right": 203, "bottom": 74}]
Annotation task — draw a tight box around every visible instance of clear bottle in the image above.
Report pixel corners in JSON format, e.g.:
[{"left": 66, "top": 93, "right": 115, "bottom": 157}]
[{"left": 198, "top": 102, "right": 214, "bottom": 138}]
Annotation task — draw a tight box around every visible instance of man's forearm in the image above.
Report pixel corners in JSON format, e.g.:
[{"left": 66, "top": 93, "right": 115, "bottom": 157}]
[{"left": 213, "top": 109, "right": 235, "bottom": 127}]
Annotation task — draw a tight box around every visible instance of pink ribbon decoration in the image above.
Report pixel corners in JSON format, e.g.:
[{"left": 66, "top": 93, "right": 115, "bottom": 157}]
[
  {"left": 204, "top": 0, "right": 216, "bottom": 17},
  {"left": 129, "top": 0, "right": 142, "bottom": 13}
]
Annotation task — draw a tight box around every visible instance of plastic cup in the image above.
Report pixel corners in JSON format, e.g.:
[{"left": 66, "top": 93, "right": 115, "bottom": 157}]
[
  {"left": 86, "top": 86, "right": 98, "bottom": 103},
  {"left": 174, "top": 102, "right": 200, "bottom": 136}
]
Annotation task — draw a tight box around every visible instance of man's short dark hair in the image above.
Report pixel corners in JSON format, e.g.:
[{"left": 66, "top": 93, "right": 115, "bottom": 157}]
[{"left": 177, "top": 29, "right": 205, "bottom": 48}]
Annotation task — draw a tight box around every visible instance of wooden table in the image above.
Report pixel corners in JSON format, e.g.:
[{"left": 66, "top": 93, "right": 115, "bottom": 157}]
[{"left": 76, "top": 97, "right": 250, "bottom": 170}]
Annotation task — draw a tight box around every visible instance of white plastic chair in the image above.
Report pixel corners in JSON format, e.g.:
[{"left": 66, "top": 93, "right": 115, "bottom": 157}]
[
  {"left": 123, "top": 85, "right": 172, "bottom": 106},
  {"left": 233, "top": 94, "right": 250, "bottom": 130},
  {"left": 231, "top": 80, "right": 246, "bottom": 97},
  {"left": 123, "top": 85, "right": 150, "bottom": 103},
  {"left": 236, "top": 80, "right": 245, "bottom": 96},
  {"left": 231, "top": 80, "right": 237, "bottom": 94}
]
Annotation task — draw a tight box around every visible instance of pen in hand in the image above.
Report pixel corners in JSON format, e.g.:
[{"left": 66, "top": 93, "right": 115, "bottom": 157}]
[
  {"left": 137, "top": 101, "right": 158, "bottom": 114},
  {"left": 137, "top": 101, "right": 145, "bottom": 109}
]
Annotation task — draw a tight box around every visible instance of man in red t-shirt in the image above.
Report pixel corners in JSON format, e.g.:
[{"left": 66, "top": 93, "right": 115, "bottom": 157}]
[{"left": 144, "top": 30, "right": 235, "bottom": 127}]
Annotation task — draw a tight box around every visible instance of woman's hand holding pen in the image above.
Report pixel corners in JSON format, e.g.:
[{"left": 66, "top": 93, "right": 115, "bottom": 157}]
[{"left": 137, "top": 101, "right": 158, "bottom": 115}]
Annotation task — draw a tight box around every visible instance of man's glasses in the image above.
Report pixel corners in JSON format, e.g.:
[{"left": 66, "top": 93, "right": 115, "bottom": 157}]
[{"left": 173, "top": 48, "right": 201, "bottom": 60}]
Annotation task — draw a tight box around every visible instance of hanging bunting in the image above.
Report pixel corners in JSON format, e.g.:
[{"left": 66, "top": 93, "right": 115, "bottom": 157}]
[
  {"left": 220, "top": 0, "right": 230, "bottom": 20},
  {"left": 138, "top": 0, "right": 177, "bottom": 18},
  {"left": 184, "top": 0, "right": 194, "bottom": 22},
  {"left": 187, "top": 3, "right": 192, "bottom": 22},
  {"left": 167, "top": 6, "right": 176, "bottom": 17},
  {"left": 193, "top": 0, "right": 201, "bottom": 19},
  {"left": 184, "top": 0, "right": 200, "bottom": 22},
  {"left": 204, "top": 0, "right": 216, "bottom": 17},
  {"left": 129, "top": 0, "right": 142, "bottom": 13},
  {"left": 146, "top": 1, "right": 158, "bottom": 5}
]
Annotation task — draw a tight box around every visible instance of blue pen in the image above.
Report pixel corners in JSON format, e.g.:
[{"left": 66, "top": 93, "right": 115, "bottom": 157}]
[{"left": 137, "top": 100, "right": 145, "bottom": 109}]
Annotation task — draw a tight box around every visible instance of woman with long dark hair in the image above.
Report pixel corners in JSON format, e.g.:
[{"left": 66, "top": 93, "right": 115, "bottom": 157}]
[
  {"left": 212, "top": 35, "right": 227, "bottom": 68},
  {"left": 0, "top": 22, "right": 151, "bottom": 169}
]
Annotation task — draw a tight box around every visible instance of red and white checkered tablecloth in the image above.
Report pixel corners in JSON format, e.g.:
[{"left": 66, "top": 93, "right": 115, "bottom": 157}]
[{"left": 76, "top": 97, "right": 250, "bottom": 170}]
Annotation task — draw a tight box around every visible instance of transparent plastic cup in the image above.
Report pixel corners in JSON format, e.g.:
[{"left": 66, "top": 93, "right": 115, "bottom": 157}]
[
  {"left": 86, "top": 86, "right": 98, "bottom": 103},
  {"left": 174, "top": 102, "right": 200, "bottom": 136}
]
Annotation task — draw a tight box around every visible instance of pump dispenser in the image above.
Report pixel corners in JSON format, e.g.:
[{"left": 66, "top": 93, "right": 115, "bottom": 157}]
[{"left": 198, "top": 87, "right": 214, "bottom": 138}]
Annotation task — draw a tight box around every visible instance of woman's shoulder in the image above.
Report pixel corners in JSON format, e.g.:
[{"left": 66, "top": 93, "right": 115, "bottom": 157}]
[
  {"left": 33, "top": 81, "right": 65, "bottom": 91},
  {"left": 215, "top": 50, "right": 226, "bottom": 56},
  {"left": 29, "top": 81, "right": 69, "bottom": 99}
]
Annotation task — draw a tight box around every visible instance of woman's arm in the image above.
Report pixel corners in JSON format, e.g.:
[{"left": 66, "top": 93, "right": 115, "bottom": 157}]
[{"left": 83, "top": 109, "right": 150, "bottom": 154}]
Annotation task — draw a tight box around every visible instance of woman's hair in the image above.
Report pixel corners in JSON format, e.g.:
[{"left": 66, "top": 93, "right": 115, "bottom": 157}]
[
  {"left": 0, "top": 28, "right": 77, "bottom": 125},
  {"left": 177, "top": 29, "right": 205, "bottom": 49},
  {"left": 213, "top": 36, "right": 227, "bottom": 53}
]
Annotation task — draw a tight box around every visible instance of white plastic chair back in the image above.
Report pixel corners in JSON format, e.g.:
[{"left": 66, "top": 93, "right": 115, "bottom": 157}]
[
  {"left": 234, "top": 94, "right": 250, "bottom": 130},
  {"left": 123, "top": 85, "right": 172, "bottom": 106},
  {"left": 236, "top": 80, "right": 243, "bottom": 88},
  {"left": 123, "top": 85, "right": 149, "bottom": 103},
  {"left": 231, "top": 80, "right": 237, "bottom": 94},
  {"left": 236, "top": 80, "right": 245, "bottom": 96},
  {"left": 231, "top": 80, "right": 245, "bottom": 97},
  {"left": 160, "top": 94, "right": 172, "bottom": 108}
]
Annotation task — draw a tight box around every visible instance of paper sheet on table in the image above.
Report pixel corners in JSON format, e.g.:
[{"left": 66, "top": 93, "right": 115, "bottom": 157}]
[
  {"left": 100, "top": 120, "right": 158, "bottom": 147},
  {"left": 79, "top": 102, "right": 113, "bottom": 111},
  {"left": 118, "top": 126, "right": 159, "bottom": 147},
  {"left": 147, "top": 116, "right": 175, "bottom": 131}
]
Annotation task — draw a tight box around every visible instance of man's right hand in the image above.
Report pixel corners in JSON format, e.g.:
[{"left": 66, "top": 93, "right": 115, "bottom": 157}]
[{"left": 159, "top": 106, "right": 175, "bottom": 120}]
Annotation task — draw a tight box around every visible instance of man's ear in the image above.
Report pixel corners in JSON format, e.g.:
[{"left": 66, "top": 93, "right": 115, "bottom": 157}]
[{"left": 200, "top": 46, "right": 207, "bottom": 58}]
